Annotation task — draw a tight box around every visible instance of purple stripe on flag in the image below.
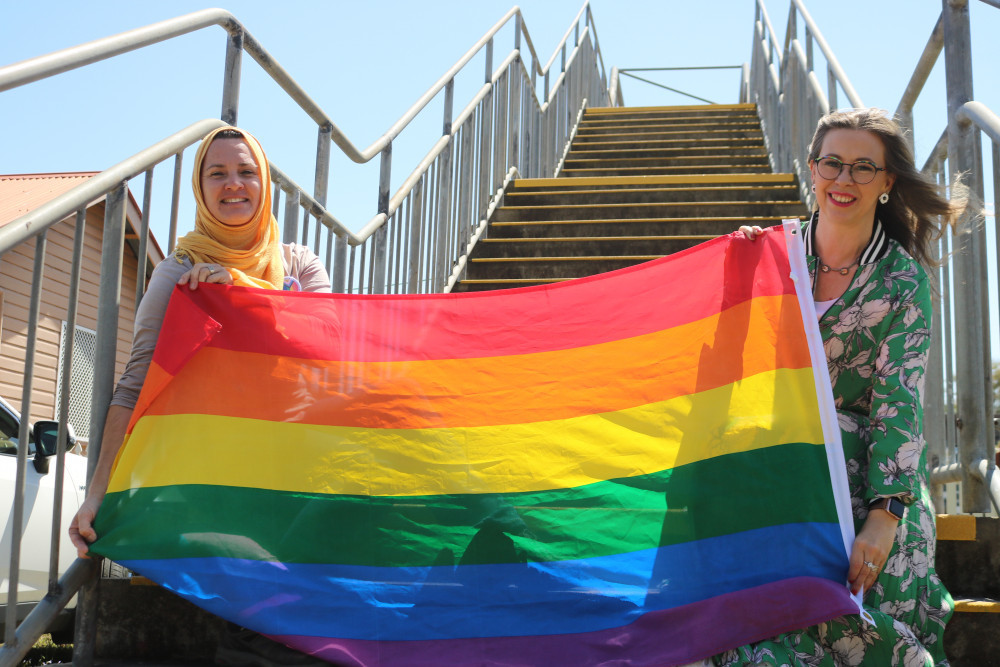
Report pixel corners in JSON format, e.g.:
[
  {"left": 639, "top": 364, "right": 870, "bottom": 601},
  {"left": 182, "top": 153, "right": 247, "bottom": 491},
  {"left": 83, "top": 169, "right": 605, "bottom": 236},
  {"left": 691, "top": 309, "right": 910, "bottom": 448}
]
[{"left": 272, "top": 577, "right": 855, "bottom": 667}]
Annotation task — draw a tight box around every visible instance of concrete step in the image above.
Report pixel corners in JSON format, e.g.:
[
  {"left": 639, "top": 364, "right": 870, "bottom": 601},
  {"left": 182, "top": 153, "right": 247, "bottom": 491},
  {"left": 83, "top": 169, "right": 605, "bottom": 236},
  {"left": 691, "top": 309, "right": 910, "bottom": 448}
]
[
  {"left": 487, "top": 216, "right": 799, "bottom": 239},
  {"left": 492, "top": 201, "right": 806, "bottom": 223},
  {"left": 573, "top": 127, "right": 764, "bottom": 141},
  {"left": 566, "top": 146, "right": 768, "bottom": 160},
  {"left": 451, "top": 277, "right": 566, "bottom": 292},
  {"left": 465, "top": 255, "right": 657, "bottom": 280},
  {"left": 935, "top": 515, "right": 1000, "bottom": 666},
  {"left": 570, "top": 136, "right": 765, "bottom": 150},
  {"left": 474, "top": 236, "right": 716, "bottom": 258},
  {"left": 564, "top": 155, "right": 770, "bottom": 169},
  {"left": 577, "top": 119, "right": 761, "bottom": 133},
  {"left": 508, "top": 174, "right": 796, "bottom": 191},
  {"left": 560, "top": 165, "right": 775, "bottom": 177},
  {"left": 583, "top": 103, "right": 757, "bottom": 121},
  {"left": 504, "top": 185, "right": 800, "bottom": 206}
]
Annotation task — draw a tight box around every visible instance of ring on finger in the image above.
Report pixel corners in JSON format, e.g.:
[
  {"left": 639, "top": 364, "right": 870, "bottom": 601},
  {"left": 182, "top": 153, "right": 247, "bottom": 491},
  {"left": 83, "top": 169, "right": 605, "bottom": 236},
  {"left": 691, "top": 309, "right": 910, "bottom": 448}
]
[
  {"left": 864, "top": 560, "right": 879, "bottom": 574},
  {"left": 205, "top": 265, "right": 216, "bottom": 275}
]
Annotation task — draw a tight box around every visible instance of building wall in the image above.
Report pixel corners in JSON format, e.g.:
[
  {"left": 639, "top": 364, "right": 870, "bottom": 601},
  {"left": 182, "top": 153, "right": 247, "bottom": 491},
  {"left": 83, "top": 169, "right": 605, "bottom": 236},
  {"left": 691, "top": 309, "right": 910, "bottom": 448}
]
[{"left": 0, "top": 202, "right": 140, "bottom": 447}]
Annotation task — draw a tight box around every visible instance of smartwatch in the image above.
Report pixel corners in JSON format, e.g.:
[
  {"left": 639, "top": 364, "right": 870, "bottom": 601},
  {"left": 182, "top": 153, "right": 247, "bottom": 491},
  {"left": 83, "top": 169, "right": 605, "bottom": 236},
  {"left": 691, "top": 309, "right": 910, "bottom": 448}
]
[{"left": 869, "top": 497, "right": 905, "bottom": 520}]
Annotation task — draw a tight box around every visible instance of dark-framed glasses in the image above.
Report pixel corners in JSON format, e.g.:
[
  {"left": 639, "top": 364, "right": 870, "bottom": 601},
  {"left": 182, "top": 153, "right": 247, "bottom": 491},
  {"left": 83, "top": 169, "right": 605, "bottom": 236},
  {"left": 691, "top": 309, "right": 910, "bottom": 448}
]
[{"left": 814, "top": 156, "right": 885, "bottom": 184}]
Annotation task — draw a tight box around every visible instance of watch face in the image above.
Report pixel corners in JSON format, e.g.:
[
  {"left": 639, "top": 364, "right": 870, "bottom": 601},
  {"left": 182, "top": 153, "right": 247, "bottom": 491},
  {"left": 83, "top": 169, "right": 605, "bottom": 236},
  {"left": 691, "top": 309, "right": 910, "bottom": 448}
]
[{"left": 888, "top": 498, "right": 905, "bottom": 518}]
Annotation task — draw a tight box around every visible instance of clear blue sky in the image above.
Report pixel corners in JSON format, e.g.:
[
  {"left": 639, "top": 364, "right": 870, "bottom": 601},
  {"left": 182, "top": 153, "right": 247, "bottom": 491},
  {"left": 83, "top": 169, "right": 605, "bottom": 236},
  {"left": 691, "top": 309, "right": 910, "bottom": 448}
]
[{"left": 2, "top": 0, "right": 998, "bottom": 350}]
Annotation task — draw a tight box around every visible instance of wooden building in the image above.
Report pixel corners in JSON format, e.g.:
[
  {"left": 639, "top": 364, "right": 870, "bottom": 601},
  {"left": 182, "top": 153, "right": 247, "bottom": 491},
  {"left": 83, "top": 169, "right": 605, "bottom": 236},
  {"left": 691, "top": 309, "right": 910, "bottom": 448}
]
[{"left": 0, "top": 173, "right": 163, "bottom": 450}]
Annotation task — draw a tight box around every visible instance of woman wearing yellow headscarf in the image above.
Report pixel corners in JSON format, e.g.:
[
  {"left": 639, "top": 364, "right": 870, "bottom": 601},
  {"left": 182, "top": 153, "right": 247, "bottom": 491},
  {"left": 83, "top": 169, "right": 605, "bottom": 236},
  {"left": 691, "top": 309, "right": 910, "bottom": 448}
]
[{"left": 70, "top": 126, "right": 331, "bottom": 557}]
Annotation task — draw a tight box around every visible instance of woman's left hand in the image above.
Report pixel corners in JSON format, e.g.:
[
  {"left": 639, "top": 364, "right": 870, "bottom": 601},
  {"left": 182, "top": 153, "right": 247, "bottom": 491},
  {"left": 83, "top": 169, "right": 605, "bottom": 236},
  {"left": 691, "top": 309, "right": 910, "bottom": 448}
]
[
  {"left": 848, "top": 508, "right": 899, "bottom": 595},
  {"left": 178, "top": 263, "right": 233, "bottom": 290}
]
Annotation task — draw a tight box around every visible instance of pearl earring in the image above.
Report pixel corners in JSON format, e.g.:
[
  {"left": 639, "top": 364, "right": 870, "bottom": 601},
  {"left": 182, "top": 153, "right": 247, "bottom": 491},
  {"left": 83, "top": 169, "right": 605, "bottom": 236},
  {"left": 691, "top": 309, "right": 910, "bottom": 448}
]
[{"left": 879, "top": 192, "right": 890, "bottom": 204}]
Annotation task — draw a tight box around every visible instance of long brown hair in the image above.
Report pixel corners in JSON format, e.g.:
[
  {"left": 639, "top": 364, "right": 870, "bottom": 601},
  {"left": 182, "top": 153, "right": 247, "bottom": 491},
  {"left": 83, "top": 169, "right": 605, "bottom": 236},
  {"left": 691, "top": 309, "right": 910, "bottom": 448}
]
[{"left": 807, "top": 108, "right": 965, "bottom": 265}]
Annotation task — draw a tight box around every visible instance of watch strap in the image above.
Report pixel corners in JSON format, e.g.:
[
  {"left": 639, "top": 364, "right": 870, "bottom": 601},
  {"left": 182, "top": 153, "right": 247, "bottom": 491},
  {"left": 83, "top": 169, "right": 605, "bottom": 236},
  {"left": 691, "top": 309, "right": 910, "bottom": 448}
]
[{"left": 869, "top": 497, "right": 905, "bottom": 520}]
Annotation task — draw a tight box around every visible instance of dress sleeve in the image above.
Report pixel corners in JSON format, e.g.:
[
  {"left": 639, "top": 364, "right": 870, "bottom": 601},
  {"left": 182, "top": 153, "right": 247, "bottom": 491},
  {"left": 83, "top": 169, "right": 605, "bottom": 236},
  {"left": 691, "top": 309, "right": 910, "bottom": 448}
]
[
  {"left": 865, "top": 274, "right": 932, "bottom": 505},
  {"left": 109, "top": 257, "right": 189, "bottom": 410}
]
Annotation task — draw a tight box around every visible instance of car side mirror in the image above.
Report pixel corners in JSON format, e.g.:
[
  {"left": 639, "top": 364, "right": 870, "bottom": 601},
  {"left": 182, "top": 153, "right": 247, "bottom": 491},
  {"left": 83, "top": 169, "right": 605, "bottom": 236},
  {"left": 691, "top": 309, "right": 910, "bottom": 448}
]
[{"left": 32, "top": 420, "right": 76, "bottom": 475}]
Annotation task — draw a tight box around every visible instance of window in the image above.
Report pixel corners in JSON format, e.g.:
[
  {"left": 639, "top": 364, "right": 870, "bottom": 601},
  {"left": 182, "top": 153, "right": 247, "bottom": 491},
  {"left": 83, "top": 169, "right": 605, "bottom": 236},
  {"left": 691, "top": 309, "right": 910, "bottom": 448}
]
[
  {"left": 0, "top": 398, "right": 33, "bottom": 456},
  {"left": 55, "top": 322, "right": 97, "bottom": 441}
]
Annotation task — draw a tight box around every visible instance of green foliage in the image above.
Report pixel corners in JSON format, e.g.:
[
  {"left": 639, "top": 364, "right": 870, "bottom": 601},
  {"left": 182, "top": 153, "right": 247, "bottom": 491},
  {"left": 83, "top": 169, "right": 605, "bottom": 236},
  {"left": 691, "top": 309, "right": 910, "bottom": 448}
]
[{"left": 15, "top": 634, "right": 73, "bottom": 666}]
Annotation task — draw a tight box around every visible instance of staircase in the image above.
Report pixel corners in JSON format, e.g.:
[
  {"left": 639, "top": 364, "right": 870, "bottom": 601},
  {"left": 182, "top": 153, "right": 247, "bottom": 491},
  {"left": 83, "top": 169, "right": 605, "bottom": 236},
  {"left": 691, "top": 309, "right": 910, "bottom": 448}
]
[
  {"left": 452, "top": 103, "right": 808, "bottom": 293},
  {"left": 936, "top": 514, "right": 1000, "bottom": 665}
]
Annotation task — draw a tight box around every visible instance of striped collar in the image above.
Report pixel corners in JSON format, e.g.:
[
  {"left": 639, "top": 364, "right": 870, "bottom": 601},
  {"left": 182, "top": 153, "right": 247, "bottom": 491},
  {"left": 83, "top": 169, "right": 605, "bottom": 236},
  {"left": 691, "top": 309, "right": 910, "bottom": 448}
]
[{"left": 803, "top": 212, "right": 889, "bottom": 266}]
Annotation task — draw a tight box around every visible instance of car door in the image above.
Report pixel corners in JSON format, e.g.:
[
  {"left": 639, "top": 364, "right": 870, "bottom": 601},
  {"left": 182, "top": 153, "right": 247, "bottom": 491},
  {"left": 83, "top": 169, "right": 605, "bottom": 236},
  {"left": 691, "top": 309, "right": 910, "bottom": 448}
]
[{"left": 0, "top": 401, "right": 79, "bottom": 606}]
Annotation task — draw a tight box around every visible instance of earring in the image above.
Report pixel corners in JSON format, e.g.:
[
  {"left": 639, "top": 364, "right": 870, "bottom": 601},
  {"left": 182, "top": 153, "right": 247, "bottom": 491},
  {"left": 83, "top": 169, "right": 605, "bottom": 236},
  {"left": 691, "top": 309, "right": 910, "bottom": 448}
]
[
  {"left": 811, "top": 184, "right": 816, "bottom": 193},
  {"left": 879, "top": 192, "right": 890, "bottom": 204}
]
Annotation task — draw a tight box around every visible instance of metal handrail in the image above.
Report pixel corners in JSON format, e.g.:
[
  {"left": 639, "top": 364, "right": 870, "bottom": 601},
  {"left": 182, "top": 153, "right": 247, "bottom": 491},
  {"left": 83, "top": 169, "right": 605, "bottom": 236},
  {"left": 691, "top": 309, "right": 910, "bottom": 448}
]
[
  {"left": 614, "top": 66, "right": 746, "bottom": 106},
  {"left": 782, "top": 0, "right": 862, "bottom": 110},
  {"left": 750, "top": 0, "right": 998, "bottom": 517},
  {"left": 0, "top": 6, "right": 603, "bottom": 167}
]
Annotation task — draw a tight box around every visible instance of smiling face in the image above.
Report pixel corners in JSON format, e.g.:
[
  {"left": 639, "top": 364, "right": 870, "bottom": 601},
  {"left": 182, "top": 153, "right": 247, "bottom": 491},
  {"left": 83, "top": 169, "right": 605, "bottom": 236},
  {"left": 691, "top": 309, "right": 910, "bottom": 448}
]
[
  {"left": 199, "top": 137, "right": 262, "bottom": 227},
  {"left": 809, "top": 128, "right": 895, "bottom": 230}
]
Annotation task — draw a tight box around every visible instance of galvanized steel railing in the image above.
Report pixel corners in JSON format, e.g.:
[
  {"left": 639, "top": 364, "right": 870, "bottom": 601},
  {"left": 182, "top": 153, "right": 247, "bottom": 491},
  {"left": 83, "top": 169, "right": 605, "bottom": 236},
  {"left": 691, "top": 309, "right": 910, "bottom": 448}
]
[
  {"left": 0, "top": 4, "right": 610, "bottom": 663},
  {"left": 609, "top": 66, "right": 750, "bottom": 107},
  {"left": 749, "top": 0, "right": 999, "bottom": 516}
]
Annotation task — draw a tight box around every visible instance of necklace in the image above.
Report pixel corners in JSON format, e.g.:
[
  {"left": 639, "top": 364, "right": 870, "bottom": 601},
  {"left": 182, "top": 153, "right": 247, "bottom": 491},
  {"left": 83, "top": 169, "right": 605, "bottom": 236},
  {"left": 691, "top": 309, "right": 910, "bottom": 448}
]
[{"left": 818, "top": 258, "right": 859, "bottom": 276}]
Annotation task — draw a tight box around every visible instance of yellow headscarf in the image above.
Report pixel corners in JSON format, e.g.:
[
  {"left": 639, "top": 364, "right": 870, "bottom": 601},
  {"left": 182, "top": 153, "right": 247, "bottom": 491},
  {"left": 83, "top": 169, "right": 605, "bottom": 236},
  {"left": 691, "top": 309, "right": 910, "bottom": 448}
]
[{"left": 175, "top": 126, "right": 284, "bottom": 290}]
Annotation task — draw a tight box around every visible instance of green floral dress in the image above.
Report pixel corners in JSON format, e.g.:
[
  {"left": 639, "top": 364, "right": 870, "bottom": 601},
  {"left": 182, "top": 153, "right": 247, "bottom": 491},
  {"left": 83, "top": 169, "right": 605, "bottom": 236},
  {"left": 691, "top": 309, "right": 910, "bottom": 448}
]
[{"left": 712, "top": 218, "right": 953, "bottom": 667}]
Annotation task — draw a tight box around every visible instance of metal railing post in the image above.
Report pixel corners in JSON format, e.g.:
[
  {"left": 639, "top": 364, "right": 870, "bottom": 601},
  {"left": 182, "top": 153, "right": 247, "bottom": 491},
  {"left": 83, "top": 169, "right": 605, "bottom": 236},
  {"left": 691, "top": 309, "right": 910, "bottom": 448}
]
[
  {"left": 435, "top": 80, "right": 455, "bottom": 292},
  {"left": 221, "top": 26, "right": 243, "bottom": 125},
  {"left": 135, "top": 169, "right": 154, "bottom": 306},
  {"left": 167, "top": 152, "right": 184, "bottom": 254},
  {"left": 4, "top": 230, "right": 47, "bottom": 649},
  {"left": 373, "top": 144, "right": 392, "bottom": 294},
  {"left": 943, "top": 0, "right": 992, "bottom": 513},
  {"left": 282, "top": 188, "right": 300, "bottom": 244},
  {"left": 48, "top": 209, "right": 87, "bottom": 581},
  {"left": 314, "top": 123, "right": 332, "bottom": 268},
  {"left": 73, "top": 181, "right": 129, "bottom": 665}
]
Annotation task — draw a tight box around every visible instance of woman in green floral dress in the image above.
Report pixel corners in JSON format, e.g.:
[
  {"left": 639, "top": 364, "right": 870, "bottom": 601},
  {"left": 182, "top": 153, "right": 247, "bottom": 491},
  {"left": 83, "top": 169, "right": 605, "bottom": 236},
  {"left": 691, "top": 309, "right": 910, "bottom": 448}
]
[{"left": 718, "top": 108, "right": 965, "bottom": 667}]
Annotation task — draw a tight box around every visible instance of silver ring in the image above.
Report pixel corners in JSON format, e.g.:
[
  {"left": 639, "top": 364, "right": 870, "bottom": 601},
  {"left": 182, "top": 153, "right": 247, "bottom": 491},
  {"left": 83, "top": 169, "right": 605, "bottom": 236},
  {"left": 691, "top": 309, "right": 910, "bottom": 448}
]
[
  {"left": 864, "top": 560, "right": 879, "bottom": 574},
  {"left": 206, "top": 265, "right": 216, "bottom": 275}
]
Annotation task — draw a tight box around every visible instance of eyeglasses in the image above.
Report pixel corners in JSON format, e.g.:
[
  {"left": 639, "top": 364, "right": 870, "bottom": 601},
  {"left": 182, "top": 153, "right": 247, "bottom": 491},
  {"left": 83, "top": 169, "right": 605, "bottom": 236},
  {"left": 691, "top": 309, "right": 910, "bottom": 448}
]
[{"left": 814, "top": 156, "right": 886, "bottom": 184}]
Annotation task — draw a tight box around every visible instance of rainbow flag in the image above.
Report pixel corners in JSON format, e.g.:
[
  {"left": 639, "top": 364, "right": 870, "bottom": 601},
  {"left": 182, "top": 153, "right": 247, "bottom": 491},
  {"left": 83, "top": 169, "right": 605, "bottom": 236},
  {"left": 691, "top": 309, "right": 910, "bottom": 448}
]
[{"left": 93, "top": 221, "right": 858, "bottom": 666}]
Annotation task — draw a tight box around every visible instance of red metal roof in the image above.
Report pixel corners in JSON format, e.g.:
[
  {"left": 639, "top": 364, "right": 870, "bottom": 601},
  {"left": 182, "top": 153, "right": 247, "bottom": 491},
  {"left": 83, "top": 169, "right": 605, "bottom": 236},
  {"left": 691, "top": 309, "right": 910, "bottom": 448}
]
[
  {"left": 0, "top": 172, "right": 164, "bottom": 263},
  {"left": 0, "top": 172, "right": 99, "bottom": 226}
]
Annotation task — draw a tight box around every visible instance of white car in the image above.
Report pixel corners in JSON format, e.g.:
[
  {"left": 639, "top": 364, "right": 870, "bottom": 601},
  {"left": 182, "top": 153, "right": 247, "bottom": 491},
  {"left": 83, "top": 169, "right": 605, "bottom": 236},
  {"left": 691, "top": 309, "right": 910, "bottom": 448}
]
[{"left": 0, "top": 395, "right": 87, "bottom": 640}]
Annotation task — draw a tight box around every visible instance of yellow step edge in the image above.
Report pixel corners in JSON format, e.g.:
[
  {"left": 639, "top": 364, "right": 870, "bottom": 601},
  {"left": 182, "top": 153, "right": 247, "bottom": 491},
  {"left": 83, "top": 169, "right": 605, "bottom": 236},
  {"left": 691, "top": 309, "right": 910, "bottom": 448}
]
[
  {"left": 936, "top": 514, "right": 977, "bottom": 541},
  {"left": 568, "top": 148, "right": 768, "bottom": 155},
  {"left": 516, "top": 174, "right": 797, "bottom": 187},
  {"left": 953, "top": 598, "right": 1000, "bottom": 613},
  {"left": 577, "top": 138, "right": 764, "bottom": 144},
  {"left": 564, "top": 157, "right": 769, "bottom": 164},
  {"left": 461, "top": 278, "right": 567, "bottom": 284},
  {"left": 579, "top": 120, "right": 760, "bottom": 128},
  {"left": 472, "top": 256, "right": 663, "bottom": 262},
  {"left": 579, "top": 118, "right": 760, "bottom": 125},
  {"left": 561, "top": 168, "right": 774, "bottom": 175},
  {"left": 482, "top": 235, "right": 715, "bottom": 242},
  {"left": 586, "top": 103, "right": 757, "bottom": 114},
  {"left": 501, "top": 201, "right": 802, "bottom": 211},
  {"left": 507, "top": 185, "right": 798, "bottom": 197},
  {"left": 491, "top": 215, "right": 802, "bottom": 226},
  {"left": 577, "top": 126, "right": 762, "bottom": 134}
]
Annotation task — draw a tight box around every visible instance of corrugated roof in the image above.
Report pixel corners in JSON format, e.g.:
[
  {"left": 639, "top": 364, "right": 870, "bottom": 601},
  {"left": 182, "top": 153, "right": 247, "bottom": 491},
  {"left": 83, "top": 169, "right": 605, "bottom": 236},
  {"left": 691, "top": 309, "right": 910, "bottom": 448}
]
[
  {"left": 0, "top": 172, "right": 100, "bottom": 226},
  {"left": 0, "top": 172, "right": 164, "bottom": 263}
]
